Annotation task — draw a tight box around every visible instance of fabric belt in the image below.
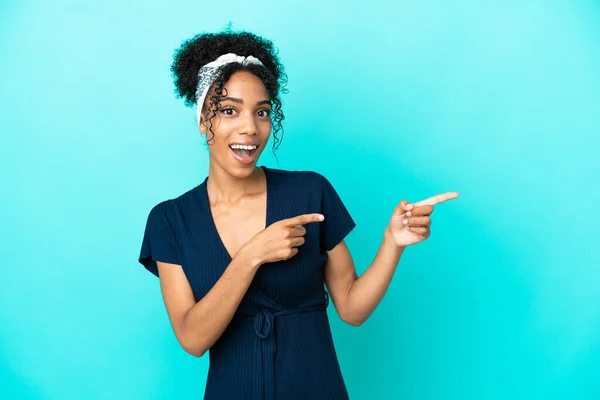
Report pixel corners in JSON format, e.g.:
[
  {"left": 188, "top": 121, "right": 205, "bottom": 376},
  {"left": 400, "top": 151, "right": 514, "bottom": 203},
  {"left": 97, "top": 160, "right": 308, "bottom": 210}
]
[{"left": 244, "top": 287, "right": 330, "bottom": 400}]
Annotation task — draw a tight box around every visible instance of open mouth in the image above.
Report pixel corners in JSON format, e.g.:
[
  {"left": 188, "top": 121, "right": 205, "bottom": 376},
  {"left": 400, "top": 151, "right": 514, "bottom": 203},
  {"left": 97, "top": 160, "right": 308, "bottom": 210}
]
[{"left": 229, "top": 144, "right": 258, "bottom": 165}]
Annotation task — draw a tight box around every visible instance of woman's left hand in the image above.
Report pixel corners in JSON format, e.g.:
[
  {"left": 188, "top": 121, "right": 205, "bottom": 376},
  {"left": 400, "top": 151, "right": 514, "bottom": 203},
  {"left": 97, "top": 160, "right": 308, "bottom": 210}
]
[{"left": 387, "top": 192, "right": 459, "bottom": 248}]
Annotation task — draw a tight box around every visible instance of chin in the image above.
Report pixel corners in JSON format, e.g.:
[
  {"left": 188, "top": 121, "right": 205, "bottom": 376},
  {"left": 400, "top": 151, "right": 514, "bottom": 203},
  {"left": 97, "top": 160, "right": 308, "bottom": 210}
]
[
  {"left": 229, "top": 147, "right": 264, "bottom": 174},
  {"left": 225, "top": 157, "right": 263, "bottom": 180},
  {"left": 230, "top": 165, "right": 258, "bottom": 179},
  {"left": 211, "top": 145, "right": 264, "bottom": 179}
]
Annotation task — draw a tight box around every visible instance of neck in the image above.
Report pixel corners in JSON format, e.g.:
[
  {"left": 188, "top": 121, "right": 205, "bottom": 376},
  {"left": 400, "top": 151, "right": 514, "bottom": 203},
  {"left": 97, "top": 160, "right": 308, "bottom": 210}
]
[{"left": 206, "top": 163, "right": 265, "bottom": 205}]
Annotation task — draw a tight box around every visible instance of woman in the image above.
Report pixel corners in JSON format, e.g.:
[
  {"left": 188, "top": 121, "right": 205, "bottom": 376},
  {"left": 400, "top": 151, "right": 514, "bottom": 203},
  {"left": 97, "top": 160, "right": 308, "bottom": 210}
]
[{"left": 139, "top": 29, "right": 458, "bottom": 400}]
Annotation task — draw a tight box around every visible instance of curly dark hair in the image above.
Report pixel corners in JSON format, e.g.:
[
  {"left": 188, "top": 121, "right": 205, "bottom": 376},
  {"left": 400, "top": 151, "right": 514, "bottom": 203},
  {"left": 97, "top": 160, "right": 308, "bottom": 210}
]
[{"left": 170, "top": 28, "right": 288, "bottom": 153}]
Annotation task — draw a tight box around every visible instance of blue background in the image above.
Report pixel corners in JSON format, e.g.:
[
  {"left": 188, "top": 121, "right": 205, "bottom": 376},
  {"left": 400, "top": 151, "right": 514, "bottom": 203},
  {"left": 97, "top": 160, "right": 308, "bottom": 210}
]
[{"left": 2, "top": 0, "right": 599, "bottom": 398}]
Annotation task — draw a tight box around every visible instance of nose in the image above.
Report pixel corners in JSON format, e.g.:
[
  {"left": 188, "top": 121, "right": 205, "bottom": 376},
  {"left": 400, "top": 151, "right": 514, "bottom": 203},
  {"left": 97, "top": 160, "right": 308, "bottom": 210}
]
[{"left": 238, "top": 111, "right": 259, "bottom": 136}]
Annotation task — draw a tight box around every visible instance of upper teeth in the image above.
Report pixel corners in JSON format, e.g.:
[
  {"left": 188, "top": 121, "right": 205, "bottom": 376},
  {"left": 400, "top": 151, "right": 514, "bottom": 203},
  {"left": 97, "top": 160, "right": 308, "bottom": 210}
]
[{"left": 230, "top": 144, "right": 257, "bottom": 150}]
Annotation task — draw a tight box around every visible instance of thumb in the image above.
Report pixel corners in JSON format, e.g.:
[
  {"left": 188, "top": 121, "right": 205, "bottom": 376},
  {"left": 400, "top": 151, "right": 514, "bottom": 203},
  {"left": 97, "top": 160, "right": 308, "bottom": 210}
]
[{"left": 394, "top": 200, "right": 413, "bottom": 216}]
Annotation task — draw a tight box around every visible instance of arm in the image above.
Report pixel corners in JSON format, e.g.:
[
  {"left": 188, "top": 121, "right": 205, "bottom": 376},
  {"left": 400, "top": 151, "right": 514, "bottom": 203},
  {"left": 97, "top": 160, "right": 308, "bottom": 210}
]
[
  {"left": 157, "top": 252, "right": 259, "bottom": 357},
  {"left": 155, "top": 213, "right": 325, "bottom": 357},
  {"left": 324, "top": 230, "right": 404, "bottom": 327},
  {"left": 324, "top": 194, "right": 459, "bottom": 326}
]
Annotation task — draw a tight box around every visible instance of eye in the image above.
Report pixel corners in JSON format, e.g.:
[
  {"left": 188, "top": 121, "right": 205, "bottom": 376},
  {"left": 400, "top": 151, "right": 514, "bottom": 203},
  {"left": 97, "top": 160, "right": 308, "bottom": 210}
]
[
  {"left": 221, "top": 108, "right": 236, "bottom": 116},
  {"left": 257, "top": 109, "right": 271, "bottom": 118}
]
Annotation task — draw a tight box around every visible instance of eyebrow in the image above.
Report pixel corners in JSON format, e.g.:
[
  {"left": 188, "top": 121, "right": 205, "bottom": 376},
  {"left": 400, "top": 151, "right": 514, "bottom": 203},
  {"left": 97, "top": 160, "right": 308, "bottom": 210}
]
[{"left": 219, "top": 96, "right": 271, "bottom": 106}]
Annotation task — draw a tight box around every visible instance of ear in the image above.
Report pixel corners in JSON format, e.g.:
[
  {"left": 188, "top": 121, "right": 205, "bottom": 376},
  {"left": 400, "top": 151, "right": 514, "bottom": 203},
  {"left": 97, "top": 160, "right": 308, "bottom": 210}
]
[{"left": 199, "top": 114, "right": 207, "bottom": 135}]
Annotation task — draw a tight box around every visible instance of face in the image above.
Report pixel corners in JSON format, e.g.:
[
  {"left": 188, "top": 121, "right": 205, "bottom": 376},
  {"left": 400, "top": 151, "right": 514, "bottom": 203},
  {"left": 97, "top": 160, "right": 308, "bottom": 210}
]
[{"left": 199, "top": 70, "right": 272, "bottom": 179}]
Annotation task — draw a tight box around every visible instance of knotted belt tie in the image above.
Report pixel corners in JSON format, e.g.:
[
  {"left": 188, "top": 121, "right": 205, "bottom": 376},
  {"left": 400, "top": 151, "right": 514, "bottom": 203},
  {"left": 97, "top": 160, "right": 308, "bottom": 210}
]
[{"left": 245, "top": 289, "right": 330, "bottom": 400}]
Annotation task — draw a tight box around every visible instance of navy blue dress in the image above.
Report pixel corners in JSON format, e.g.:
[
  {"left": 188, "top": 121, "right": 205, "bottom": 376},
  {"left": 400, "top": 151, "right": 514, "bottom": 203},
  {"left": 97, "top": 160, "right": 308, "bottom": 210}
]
[{"left": 138, "top": 166, "right": 356, "bottom": 400}]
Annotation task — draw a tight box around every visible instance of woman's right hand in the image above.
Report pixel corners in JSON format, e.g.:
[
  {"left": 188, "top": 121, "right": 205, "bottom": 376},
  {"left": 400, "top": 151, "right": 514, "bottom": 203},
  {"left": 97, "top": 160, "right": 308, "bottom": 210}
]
[{"left": 240, "top": 213, "right": 325, "bottom": 268}]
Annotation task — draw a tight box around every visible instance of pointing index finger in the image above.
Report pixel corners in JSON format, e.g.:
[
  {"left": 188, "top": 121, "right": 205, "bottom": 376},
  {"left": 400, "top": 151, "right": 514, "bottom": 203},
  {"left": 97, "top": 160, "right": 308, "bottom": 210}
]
[
  {"left": 413, "top": 192, "right": 459, "bottom": 207},
  {"left": 284, "top": 213, "right": 325, "bottom": 227}
]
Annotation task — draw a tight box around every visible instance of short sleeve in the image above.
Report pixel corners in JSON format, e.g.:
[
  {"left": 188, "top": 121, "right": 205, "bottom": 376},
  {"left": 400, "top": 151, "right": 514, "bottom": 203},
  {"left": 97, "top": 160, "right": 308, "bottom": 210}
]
[
  {"left": 138, "top": 201, "right": 181, "bottom": 277},
  {"left": 318, "top": 174, "right": 356, "bottom": 252}
]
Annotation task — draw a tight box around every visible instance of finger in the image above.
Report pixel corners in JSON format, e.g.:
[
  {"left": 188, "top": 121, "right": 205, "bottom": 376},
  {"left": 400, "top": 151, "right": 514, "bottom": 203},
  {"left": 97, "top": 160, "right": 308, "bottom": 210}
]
[
  {"left": 394, "top": 200, "right": 412, "bottom": 216},
  {"left": 413, "top": 192, "right": 459, "bottom": 207},
  {"left": 403, "top": 216, "right": 431, "bottom": 227},
  {"left": 289, "top": 237, "right": 306, "bottom": 247},
  {"left": 410, "top": 205, "right": 434, "bottom": 217},
  {"left": 406, "top": 226, "right": 429, "bottom": 235},
  {"left": 285, "top": 226, "right": 306, "bottom": 238},
  {"left": 282, "top": 247, "right": 299, "bottom": 260},
  {"left": 283, "top": 213, "right": 325, "bottom": 227},
  {"left": 290, "top": 225, "right": 307, "bottom": 237}
]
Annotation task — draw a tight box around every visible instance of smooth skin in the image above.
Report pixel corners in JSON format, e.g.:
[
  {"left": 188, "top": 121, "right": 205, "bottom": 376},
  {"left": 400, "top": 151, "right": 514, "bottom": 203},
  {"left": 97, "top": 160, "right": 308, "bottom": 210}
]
[{"left": 155, "top": 70, "right": 459, "bottom": 356}]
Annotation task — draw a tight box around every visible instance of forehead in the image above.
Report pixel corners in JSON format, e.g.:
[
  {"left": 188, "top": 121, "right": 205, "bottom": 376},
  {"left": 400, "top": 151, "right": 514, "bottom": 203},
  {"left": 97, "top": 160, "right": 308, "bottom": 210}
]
[{"left": 222, "top": 71, "right": 269, "bottom": 99}]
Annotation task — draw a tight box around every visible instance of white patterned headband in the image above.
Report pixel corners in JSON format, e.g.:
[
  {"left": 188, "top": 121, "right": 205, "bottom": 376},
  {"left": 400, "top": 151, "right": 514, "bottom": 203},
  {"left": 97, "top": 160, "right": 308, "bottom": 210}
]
[{"left": 195, "top": 53, "right": 264, "bottom": 122}]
